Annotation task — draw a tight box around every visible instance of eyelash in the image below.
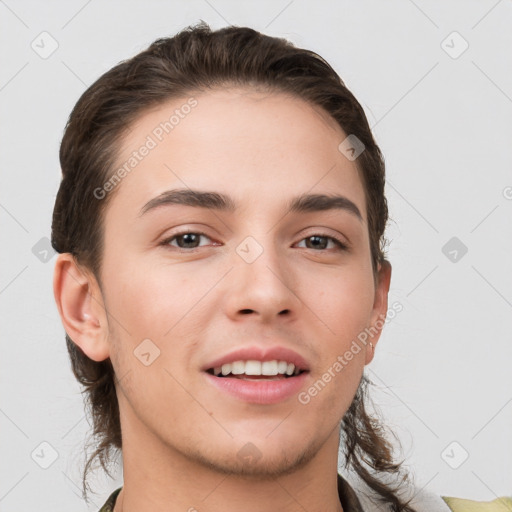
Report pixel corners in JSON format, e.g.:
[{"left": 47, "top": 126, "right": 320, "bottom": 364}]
[{"left": 159, "top": 231, "right": 348, "bottom": 252}]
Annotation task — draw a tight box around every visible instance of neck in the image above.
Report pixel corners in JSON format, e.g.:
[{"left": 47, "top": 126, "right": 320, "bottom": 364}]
[{"left": 114, "top": 403, "right": 344, "bottom": 512}]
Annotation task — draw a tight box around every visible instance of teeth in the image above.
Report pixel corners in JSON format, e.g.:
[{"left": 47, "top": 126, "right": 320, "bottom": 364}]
[
  {"left": 231, "top": 361, "right": 245, "bottom": 375},
  {"left": 261, "top": 361, "right": 278, "bottom": 375},
  {"left": 245, "top": 360, "right": 262, "bottom": 375},
  {"left": 212, "top": 360, "right": 300, "bottom": 377}
]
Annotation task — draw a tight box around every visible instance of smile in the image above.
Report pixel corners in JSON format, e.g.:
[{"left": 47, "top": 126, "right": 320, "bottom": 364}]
[{"left": 207, "top": 359, "right": 304, "bottom": 378}]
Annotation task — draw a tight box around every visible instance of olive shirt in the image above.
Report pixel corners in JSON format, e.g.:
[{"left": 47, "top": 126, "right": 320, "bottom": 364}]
[{"left": 98, "top": 475, "right": 512, "bottom": 512}]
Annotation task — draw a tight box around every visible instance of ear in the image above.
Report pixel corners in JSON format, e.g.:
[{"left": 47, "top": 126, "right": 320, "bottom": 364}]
[
  {"left": 365, "top": 260, "right": 392, "bottom": 365},
  {"left": 53, "top": 253, "right": 110, "bottom": 361}
]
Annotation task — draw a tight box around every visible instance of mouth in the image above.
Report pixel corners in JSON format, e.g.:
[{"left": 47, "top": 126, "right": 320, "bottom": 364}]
[
  {"left": 205, "top": 359, "right": 308, "bottom": 380},
  {"left": 202, "top": 352, "right": 310, "bottom": 404}
]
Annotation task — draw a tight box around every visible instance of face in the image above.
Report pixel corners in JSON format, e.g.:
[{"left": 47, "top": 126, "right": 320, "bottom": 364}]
[{"left": 93, "top": 88, "right": 389, "bottom": 476}]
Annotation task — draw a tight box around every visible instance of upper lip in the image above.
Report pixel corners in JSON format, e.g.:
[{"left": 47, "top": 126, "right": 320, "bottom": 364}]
[{"left": 202, "top": 346, "right": 310, "bottom": 372}]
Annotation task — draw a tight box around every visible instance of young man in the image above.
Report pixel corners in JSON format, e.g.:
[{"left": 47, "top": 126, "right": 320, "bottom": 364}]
[{"left": 52, "top": 22, "right": 505, "bottom": 512}]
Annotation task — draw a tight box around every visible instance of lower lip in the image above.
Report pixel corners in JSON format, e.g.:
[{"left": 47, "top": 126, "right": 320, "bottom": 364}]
[{"left": 204, "top": 372, "right": 309, "bottom": 404}]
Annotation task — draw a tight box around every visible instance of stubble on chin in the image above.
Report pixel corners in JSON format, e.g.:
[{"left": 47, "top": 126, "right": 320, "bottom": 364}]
[{"left": 176, "top": 433, "right": 331, "bottom": 481}]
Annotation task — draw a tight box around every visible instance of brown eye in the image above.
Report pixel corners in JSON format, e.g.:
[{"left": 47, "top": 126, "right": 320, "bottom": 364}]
[
  {"left": 297, "top": 235, "right": 347, "bottom": 251},
  {"left": 161, "top": 232, "right": 213, "bottom": 250}
]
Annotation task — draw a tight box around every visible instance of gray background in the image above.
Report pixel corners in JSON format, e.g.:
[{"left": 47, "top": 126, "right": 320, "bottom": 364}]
[{"left": 1, "top": 0, "right": 511, "bottom": 509}]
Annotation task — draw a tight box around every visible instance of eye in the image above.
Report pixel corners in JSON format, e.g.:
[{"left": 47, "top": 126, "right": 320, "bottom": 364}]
[
  {"left": 160, "top": 231, "right": 215, "bottom": 250},
  {"left": 296, "top": 234, "right": 348, "bottom": 251},
  {"left": 159, "top": 231, "right": 348, "bottom": 252}
]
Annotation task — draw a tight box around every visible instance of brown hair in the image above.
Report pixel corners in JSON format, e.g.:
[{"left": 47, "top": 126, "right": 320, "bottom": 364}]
[{"left": 52, "top": 21, "right": 415, "bottom": 510}]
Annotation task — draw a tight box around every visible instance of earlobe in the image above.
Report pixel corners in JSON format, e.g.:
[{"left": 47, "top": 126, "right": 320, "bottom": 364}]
[
  {"left": 53, "top": 254, "right": 110, "bottom": 362},
  {"left": 365, "top": 260, "right": 392, "bottom": 365}
]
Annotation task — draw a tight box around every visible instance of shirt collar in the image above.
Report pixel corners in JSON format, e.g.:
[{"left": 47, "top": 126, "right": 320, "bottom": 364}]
[{"left": 338, "top": 472, "right": 366, "bottom": 511}]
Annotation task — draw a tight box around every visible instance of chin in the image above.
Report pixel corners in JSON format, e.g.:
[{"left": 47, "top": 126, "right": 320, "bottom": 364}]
[{"left": 183, "top": 434, "right": 321, "bottom": 480}]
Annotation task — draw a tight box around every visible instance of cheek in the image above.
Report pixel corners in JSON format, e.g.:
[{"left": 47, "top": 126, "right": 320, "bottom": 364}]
[
  {"left": 308, "top": 268, "right": 374, "bottom": 389},
  {"left": 314, "top": 266, "right": 375, "bottom": 334},
  {"left": 104, "top": 259, "right": 219, "bottom": 388},
  {"left": 105, "top": 259, "right": 202, "bottom": 336}
]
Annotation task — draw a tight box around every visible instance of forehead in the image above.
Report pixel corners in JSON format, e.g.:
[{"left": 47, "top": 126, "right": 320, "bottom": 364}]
[{"left": 105, "top": 87, "right": 367, "bottom": 222}]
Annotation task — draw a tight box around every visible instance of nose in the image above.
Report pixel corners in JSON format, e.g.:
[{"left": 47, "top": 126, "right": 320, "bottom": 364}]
[{"left": 222, "top": 235, "right": 301, "bottom": 324}]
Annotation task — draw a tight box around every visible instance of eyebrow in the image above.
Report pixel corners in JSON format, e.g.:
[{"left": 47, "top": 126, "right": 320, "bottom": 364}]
[{"left": 139, "top": 188, "right": 363, "bottom": 222}]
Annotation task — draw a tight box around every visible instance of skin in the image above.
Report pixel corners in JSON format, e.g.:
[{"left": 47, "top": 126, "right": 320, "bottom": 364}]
[{"left": 54, "top": 87, "right": 391, "bottom": 512}]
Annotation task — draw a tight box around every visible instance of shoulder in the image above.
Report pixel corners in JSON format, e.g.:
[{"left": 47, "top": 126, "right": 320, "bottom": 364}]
[
  {"left": 442, "top": 496, "right": 512, "bottom": 512},
  {"left": 344, "top": 472, "right": 452, "bottom": 512},
  {"left": 344, "top": 472, "right": 511, "bottom": 512},
  {"left": 98, "top": 487, "right": 122, "bottom": 512}
]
